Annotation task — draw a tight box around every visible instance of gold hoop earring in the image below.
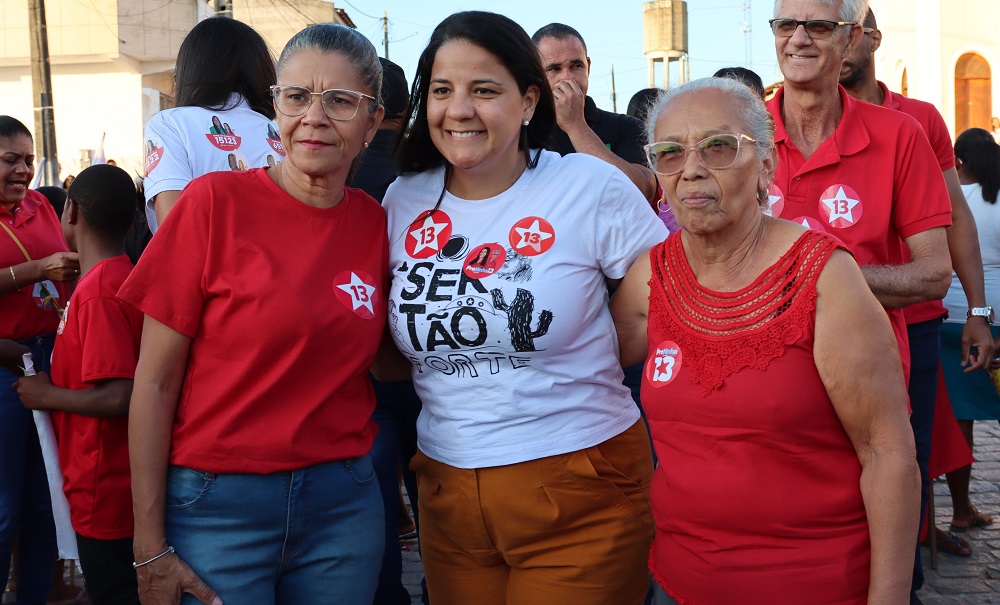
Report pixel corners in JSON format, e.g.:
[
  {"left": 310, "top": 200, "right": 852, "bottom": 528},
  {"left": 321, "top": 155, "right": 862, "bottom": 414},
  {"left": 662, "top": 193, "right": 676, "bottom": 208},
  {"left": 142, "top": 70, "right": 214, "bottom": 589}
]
[{"left": 656, "top": 198, "right": 670, "bottom": 213}]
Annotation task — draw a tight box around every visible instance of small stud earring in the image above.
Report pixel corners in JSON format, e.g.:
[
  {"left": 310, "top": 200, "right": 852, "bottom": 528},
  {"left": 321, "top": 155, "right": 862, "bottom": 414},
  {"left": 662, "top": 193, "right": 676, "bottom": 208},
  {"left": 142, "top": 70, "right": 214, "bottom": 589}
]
[
  {"left": 363, "top": 141, "right": 370, "bottom": 149},
  {"left": 522, "top": 119, "right": 530, "bottom": 126}
]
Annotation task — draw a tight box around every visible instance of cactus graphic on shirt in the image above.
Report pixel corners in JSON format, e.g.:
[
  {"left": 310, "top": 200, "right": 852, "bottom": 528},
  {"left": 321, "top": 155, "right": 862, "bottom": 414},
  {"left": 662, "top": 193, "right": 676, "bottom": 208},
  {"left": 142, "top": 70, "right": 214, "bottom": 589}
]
[{"left": 491, "top": 288, "right": 553, "bottom": 352}]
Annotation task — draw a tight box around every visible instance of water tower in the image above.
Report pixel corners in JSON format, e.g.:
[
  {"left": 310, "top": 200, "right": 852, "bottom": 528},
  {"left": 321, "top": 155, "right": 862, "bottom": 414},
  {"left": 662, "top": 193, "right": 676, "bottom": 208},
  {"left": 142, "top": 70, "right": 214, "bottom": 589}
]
[{"left": 643, "top": 0, "right": 689, "bottom": 88}]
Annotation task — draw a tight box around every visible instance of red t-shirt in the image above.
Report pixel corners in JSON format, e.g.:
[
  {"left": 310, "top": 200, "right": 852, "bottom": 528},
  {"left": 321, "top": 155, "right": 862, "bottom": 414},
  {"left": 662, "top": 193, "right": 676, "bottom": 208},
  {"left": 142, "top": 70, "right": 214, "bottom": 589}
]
[
  {"left": 50, "top": 255, "right": 142, "bottom": 540},
  {"left": 1, "top": 189, "right": 71, "bottom": 340},
  {"left": 875, "top": 81, "right": 956, "bottom": 325},
  {"left": 645, "top": 231, "right": 870, "bottom": 605},
  {"left": 118, "top": 168, "right": 388, "bottom": 474},
  {"left": 767, "top": 85, "right": 953, "bottom": 380}
]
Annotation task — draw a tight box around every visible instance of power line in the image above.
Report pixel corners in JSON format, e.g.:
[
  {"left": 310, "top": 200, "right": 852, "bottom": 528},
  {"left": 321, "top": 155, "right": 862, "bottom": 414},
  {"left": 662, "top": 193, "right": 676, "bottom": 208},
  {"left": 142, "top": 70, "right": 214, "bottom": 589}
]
[{"left": 341, "top": 0, "right": 380, "bottom": 21}]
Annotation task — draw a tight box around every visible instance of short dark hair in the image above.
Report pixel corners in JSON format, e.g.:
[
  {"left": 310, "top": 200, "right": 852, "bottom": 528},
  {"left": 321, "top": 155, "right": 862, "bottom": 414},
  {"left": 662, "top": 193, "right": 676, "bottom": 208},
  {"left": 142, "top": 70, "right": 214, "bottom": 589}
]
[
  {"left": 627, "top": 88, "right": 661, "bottom": 124},
  {"left": 396, "top": 11, "right": 555, "bottom": 175},
  {"left": 67, "top": 164, "right": 136, "bottom": 239},
  {"left": 863, "top": 7, "right": 877, "bottom": 29},
  {"left": 713, "top": 67, "right": 766, "bottom": 99},
  {"left": 531, "top": 23, "right": 587, "bottom": 54},
  {"left": 174, "top": 17, "right": 276, "bottom": 119},
  {"left": 955, "top": 128, "right": 1000, "bottom": 204},
  {"left": 0, "top": 116, "right": 32, "bottom": 142},
  {"left": 380, "top": 58, "right": 409, "bottom": 120},
  {"left": 35, "top": 186, "right": 67, "bottom": 216}
]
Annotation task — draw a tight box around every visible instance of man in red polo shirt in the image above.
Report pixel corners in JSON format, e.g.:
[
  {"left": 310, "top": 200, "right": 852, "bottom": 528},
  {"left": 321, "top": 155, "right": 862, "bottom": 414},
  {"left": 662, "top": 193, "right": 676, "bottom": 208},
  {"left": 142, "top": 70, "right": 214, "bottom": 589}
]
[
  {"left": 766, "top": 1, "right": 952, "bottom": 602},
  {"left": 840, "top": 2, "right": 996, "bottom": 571}
]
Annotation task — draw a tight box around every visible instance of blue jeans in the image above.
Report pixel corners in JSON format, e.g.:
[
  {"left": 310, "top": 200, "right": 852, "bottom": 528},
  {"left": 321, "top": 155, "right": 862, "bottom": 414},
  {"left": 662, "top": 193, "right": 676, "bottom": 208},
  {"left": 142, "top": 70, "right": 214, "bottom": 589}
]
[
  {"left": 906, "top": 318, "right": 942, "bottom": 602},
  {"left": 0, "top": 335, "right": 57, "bottom": 605},
  {"left": 164, "top": 455, "right": 384, "bottom": 605}
]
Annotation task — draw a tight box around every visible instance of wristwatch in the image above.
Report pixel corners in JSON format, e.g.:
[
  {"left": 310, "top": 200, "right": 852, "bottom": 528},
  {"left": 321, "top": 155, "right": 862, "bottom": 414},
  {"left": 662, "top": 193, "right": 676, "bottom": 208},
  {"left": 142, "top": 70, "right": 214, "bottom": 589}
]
[{"left": 967, "top": 306, "right": 995, "bottom": 324}]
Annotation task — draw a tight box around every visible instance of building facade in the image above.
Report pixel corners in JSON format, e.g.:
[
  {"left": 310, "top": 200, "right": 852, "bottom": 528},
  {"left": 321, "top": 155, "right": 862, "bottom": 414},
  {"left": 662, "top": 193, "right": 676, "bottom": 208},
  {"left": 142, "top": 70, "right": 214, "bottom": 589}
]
[
  {"left": 871, "top": 0, "right": 999, "bottom": 138},
  {"left": 0, "top": 0, "right": 350, "bottom": 183}
]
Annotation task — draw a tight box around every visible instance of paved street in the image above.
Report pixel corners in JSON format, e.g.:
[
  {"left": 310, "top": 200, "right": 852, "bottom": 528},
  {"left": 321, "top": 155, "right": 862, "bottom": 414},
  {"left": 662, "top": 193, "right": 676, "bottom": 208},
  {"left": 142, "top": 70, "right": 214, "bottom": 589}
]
[
  {"left": 919, "top": 421, "right": 1000, "bottom": 603},
  {"left": 401, "top": 422, "right": 1000, "bottom": 604}
]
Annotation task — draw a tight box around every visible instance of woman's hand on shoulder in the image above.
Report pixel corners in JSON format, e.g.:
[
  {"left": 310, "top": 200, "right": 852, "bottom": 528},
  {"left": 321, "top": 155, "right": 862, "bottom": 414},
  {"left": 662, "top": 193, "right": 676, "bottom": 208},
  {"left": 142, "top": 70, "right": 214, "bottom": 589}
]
[
  {"left": 37, "top": 251, "right": 80, "bottom": 282},
  {"left": 136, "top": 549, "right": 221, "bottom": 605}
]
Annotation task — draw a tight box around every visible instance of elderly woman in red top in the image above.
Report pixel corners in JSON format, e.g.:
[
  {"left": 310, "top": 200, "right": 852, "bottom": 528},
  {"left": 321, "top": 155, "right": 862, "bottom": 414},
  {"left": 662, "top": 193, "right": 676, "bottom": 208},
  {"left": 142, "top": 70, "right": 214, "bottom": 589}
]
[
  {"left": 119, "top": 24, "right": 387, "bottom": 605},
  {"left": 0, "top": 115, "right": 79, "bottom": 605},
  {"left": 611, "top": 78, "right": 920, "bottom": 605}
]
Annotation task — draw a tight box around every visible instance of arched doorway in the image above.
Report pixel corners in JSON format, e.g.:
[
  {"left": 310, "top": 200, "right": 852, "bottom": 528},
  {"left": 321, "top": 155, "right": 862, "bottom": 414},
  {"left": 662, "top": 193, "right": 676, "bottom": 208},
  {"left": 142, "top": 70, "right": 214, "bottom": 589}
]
[
  {"left": 955, "top": 53, "right": 991, "bottom": 135},
  {"left": 900, "top": 67, "right": 908, "bottom": 98}
]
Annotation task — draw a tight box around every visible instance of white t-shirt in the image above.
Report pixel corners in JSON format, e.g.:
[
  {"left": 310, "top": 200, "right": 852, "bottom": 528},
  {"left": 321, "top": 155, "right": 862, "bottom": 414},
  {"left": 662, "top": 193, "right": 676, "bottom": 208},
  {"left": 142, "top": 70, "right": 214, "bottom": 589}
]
[
  {"left": 944, "top": 182, "right": 1000, "bottom": 322},
  {"left": 143, "top": 94, "right": 283, "bottom": 233},
  {"left": 384, "top": 149, "right": 668, "bottom": 468}
]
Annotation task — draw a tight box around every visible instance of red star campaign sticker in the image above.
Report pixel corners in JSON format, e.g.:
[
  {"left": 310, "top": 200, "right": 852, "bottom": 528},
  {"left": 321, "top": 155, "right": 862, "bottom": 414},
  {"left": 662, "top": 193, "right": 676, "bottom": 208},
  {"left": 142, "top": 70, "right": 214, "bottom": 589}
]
[
  {"left": 405, "top": 211, "right": 453, "bottom": 259},
  {"left": 791, "top": 216, "right": 827, "bottom": 232},
  {"left": 144, "top": 141, "right": 164, "bottom": 175},
  {"left": 509, "top": 216, "right": 555, "bottom": 256},
  {"left": 333, "top": 270, "right": 378, "bottom": 320},
  {"left": 644, "top": 340, "right": 682, "bottom": 388},
  {"left": 763, "top": 183, "right": 784, "bottom": 218},
  {"left": 818, "top": 184, "right": 863, "bottom": 229}
]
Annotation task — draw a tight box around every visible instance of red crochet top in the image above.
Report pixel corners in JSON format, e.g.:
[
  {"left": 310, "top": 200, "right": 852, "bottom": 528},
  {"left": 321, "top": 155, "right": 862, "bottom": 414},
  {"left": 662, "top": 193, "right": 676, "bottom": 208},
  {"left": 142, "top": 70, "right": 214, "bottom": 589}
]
[{"left": 644, "top": 230, "right": 870, "bottom": 605}]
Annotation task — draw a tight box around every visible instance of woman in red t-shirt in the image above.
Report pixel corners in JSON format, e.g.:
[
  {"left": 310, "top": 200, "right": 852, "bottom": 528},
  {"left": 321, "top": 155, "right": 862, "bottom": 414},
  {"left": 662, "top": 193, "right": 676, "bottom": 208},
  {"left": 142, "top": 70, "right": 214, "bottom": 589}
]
[
  {"left": 0, "top": 115, "right": 79, "bottom": 605},
  {"left": 121, "top": 25, "right": 388, "bottom": 605},
  {"left": 611, "top": 78, "right": 920, "bottom": 605}
]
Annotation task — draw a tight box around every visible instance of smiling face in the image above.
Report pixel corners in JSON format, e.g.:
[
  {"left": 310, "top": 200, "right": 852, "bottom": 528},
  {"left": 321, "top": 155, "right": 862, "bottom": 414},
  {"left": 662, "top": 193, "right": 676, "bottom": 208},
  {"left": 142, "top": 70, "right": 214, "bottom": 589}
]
[
  {"left": 536, "top": 35, "right": 591, "bottom": 95},
  {"left": 653, "top": 89, "right": 774, "bottom": 236},
  {"left": 775, "top": 0, "right": 860, "bottom": 89},
  {"left": 0, "top": 134, "right": 35, "bottom": 209},
  {"left": 426, "top": 40, "right": 539, "bottom": 196},
  {"left": 275, "top": 49, "right": 383, "bottom": 182}
]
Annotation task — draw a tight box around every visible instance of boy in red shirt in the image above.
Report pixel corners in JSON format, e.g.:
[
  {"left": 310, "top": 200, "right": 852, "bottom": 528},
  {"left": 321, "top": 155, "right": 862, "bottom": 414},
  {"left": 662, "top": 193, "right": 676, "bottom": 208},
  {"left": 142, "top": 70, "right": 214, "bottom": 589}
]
[{"left": 15, "top": 164, "right": 142, "bottom": 605}]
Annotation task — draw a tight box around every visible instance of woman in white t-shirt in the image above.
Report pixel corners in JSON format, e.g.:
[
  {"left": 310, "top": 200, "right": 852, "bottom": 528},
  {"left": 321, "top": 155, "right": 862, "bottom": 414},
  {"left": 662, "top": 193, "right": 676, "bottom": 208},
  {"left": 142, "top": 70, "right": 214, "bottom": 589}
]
[
  {"left": 942, "top": 127, "right": 1000, "bottom": 532},
  {"left": 143, "top": 17, "right": 281, "bottom": 233},
  {"left": 379, "top": 11, "right": 667, "bottom": 605}
]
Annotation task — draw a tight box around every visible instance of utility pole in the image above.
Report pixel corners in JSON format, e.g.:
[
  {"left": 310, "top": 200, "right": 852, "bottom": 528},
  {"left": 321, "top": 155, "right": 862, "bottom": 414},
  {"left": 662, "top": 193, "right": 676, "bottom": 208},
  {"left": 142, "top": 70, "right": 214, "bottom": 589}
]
[
  {"left": 28, "top": 0, "right": 59, "bottom": 186},
  {"left": 383, "top": 12, "right": 389, "bottom": 59},
  {"left": 611, "top": 64, "right": 617, "bottom": 113},
  {"left": 741, "top": 1, "right": 752, "bottom": 69}
]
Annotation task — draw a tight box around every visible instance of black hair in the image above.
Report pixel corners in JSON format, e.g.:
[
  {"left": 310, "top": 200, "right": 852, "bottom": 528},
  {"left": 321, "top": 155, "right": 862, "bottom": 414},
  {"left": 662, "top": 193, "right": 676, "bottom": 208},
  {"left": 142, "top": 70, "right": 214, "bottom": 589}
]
[
  {"left": 396, "top": 11, "right": 555, "bottom": 177},
  {"left": 531, "top": 23, "right": 587, "bottom": 53},
  {"left": 0, "top": 116, "right": 32, "bottom": 142},
  {"left": 863, "top": 7, "right": 877, "bottom": 29},
  {"left": 174, "top": 17, "right": 276, "bottom": 119},
  {"left": 66, "top": 164, "right": 137, "bottom": 239},
  {"left": 713, "top": 67, "right": 766, "bottom": 100},
  {"left": 36, "top": 186, "right": 67, "bottom": 216},
  {"left": 626, "top": 88, "right": 661, "bottom": 124},
  {"left": 955, "top": 128, "right": 1000, "bottom": 204}
]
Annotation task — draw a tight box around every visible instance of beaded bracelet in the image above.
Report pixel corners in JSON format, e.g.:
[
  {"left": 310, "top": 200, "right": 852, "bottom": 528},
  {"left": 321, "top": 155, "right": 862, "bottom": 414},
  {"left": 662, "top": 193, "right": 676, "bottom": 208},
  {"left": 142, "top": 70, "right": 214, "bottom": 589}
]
[{"left": 133, "top": 546, "right": 175, "bottom": 569}]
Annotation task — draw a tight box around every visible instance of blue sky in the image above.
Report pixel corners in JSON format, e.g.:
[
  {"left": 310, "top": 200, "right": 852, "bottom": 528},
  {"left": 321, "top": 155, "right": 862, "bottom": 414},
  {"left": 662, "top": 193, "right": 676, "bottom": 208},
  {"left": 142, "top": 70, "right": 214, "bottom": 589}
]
[{"left": 345, "top": 0, "right": 783, "bottom": 112}]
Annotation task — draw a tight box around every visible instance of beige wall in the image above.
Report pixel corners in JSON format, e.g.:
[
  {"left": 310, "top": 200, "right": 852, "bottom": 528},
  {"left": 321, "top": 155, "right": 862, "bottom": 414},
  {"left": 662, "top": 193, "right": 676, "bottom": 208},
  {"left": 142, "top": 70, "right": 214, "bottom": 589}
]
[
  {"left": 1, "top": 0, "right": 349, "bottom": 183},
  {"left": 0, "top": 64, "right": 146, "bottom": 180},
  {"left": 871, "top": 0, "right": 1000, "bottom": 138}
]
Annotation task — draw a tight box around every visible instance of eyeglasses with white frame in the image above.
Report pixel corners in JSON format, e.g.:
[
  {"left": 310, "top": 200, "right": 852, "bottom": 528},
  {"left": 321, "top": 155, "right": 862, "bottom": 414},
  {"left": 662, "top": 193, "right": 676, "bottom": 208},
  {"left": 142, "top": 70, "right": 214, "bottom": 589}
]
[
  {"left": 271, "top": 85, "right": 376, "bottom": 121},
  {"left": 644, "top": 134, "right": 757, "bottom": 176}
]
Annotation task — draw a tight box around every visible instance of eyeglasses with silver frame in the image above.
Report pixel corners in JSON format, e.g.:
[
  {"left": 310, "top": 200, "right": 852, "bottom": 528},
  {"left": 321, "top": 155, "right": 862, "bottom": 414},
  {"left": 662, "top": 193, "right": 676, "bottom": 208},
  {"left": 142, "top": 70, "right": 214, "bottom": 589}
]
[
  {"left": 270, "top": 85, "right": 376, "bottom": 121},
  {"left": 644, "top": 134, "right": 757, "bottom": 176},
  {"left": 768, "top": 18, "right": 856, "bottom": 39}
]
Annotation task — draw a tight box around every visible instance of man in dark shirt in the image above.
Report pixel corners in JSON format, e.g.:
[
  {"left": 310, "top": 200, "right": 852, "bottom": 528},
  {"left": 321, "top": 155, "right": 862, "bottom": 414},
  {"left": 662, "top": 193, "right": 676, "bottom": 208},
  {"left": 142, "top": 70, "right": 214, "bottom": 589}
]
[{"left": 532, "top": 23, "right": 657, "bottom": 202}]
